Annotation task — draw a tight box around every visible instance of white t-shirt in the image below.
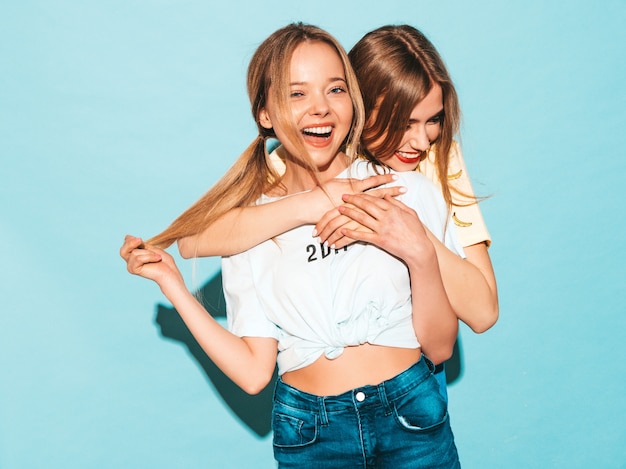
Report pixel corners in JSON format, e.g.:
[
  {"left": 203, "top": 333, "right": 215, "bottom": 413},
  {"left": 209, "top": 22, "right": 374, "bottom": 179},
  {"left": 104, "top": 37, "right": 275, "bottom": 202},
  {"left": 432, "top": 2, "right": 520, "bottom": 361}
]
[{"left": 221, "top": 159, "right": 464, "bottom": 375}]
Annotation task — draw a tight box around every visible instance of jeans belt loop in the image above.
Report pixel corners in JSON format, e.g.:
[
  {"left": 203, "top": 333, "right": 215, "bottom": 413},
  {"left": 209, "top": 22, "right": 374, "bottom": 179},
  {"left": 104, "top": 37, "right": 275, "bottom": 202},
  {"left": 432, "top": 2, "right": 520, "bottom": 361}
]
[
  {"left": 377, "top": 383, "right": 393, "bottom": 416},
  {"left": 318, "top": 396, "right": 329, "bottom": 426},
  {"left": 422, "top": 354, "right": 436, "bottom": 373}
]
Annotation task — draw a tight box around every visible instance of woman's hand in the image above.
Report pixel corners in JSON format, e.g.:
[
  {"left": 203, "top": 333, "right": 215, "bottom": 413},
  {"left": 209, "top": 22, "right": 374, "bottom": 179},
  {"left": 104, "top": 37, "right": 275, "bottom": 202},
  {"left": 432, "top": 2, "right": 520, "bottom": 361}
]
[
  {"left": 308, "top": 174, "right": 405, "bottom": 222},
  {"left": 314, "top": 205, "right": 364, "bottom": 249},
  {"left": 313, "top": 176, "right": 406, "bottom": 248},
  {"left": 332, "top": 193, "right": 432, "bottom": 264},
  {"left": 120, "top": 235, "right": 184, "bottom": 291},
  {"left": 121, "top": 235, "right": 279, "bottom": 393}
]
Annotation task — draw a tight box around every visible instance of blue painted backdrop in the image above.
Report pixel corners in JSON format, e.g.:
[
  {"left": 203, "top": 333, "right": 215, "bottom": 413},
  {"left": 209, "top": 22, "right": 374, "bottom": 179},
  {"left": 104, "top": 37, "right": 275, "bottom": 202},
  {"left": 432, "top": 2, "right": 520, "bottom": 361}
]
[{"left": 1, "top": 1, "right": 625, "bottom": 467}]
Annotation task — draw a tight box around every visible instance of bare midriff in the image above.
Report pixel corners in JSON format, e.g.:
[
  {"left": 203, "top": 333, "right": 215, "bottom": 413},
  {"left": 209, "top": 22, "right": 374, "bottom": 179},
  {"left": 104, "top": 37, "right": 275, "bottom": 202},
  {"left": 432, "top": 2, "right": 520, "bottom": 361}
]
[{"left": 281, "top": 343, "right": 422, "bottom": 396}]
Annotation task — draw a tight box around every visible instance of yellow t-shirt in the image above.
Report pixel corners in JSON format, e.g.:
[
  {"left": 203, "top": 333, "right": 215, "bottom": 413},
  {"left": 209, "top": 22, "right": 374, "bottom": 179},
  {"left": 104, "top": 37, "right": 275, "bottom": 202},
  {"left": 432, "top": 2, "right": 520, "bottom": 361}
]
[{"left": 417, "top": 141, "right": 491, "bottom": 248}]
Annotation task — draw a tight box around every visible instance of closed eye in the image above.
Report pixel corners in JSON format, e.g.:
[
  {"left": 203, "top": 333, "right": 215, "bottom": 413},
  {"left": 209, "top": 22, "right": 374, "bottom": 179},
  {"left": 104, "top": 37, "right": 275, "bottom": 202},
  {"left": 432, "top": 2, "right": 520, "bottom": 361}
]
[{"left": 427, "top": 111, "right": 445, "bottom": 125}]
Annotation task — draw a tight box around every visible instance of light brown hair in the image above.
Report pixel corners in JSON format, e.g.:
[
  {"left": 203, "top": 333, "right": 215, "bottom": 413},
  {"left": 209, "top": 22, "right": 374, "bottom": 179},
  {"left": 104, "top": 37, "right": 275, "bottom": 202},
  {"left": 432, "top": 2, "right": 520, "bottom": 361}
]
[{"left": 349, "top": 24, "right": 462, "bottom": 208}]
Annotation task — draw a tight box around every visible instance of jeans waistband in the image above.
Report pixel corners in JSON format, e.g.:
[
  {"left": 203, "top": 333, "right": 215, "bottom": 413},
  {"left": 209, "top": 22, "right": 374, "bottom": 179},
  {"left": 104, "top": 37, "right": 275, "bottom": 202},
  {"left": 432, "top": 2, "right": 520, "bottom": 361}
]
[{"left": 274, "top": 354, "right": 435, "bottom": 416}]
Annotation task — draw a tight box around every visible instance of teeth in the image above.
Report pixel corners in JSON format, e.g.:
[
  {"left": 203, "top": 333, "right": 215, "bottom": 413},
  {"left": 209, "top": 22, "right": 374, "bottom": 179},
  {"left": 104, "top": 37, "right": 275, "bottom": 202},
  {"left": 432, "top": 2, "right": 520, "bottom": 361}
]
[
  {"left": 397, "top": 151, "right": 420, "bottom": 159},
  {"left": 303, "top": 126, "right": 332, "bottom": 135}
]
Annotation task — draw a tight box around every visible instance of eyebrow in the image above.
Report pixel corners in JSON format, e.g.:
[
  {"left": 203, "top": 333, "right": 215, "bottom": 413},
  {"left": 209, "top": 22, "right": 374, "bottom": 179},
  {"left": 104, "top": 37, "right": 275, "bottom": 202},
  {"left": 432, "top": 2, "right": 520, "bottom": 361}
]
[
  {"left": 289, "top": 77, "right": 347, "bottom": 86},
  {"left": 408, "top": 108, "right": 445, "bottom": 124}
]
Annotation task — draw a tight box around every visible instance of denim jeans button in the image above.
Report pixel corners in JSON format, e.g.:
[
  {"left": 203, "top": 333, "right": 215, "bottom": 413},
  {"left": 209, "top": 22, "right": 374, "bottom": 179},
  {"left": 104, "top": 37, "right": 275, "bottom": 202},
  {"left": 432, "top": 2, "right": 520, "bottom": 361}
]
[{"left": 355, "top": 391, "right": 365, "bottom": 402}]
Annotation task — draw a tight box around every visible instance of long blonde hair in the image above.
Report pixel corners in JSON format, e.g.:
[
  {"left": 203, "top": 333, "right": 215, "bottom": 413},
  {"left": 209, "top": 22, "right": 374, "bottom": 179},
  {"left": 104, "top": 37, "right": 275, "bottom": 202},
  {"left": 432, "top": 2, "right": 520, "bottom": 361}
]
[
  {"left": 349, "top": 24, "right": 463, "bottom": 209},
  {"left": 147, "top": 23, "right": 364, "bottom": 249}
]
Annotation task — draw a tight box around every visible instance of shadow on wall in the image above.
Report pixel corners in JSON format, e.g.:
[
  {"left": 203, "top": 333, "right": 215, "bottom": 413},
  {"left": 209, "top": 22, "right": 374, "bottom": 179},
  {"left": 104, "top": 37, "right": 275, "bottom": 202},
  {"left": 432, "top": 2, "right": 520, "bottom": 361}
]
[{"left": 154, "top": 270, "right": 463, "bottom": 438}]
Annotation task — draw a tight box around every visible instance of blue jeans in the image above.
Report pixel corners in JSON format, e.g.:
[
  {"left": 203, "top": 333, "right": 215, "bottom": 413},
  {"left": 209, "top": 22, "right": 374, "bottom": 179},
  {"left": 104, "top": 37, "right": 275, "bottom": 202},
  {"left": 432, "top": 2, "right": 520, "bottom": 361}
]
[
  {"left": 272, "top": 356, "right": 460, "bottom": 468},
  {"left": 434, "top": 363, "right": 448, "bottom": 402}
]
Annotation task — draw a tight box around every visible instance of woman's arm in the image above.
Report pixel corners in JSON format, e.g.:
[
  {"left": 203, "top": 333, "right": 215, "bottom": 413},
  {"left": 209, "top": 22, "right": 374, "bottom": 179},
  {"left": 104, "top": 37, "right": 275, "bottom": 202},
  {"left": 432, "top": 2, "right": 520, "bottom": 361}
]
[
  {"left": 425, "top": 233, "right": 499, "bottom": 333},
  {"left": 121, "top": 235, "right": 277, "bottom": 394},
  {"left": 177, "top": 174, "right": 403, "bottom": 258},
  {"left": 429, "top": 142, "right": 499, "bottom": 331},
  {"left": 335, "top": 194, "right": 458, "bottom": 365},
  {"left": 315, "top": 201, "right": 498, "bottom": 333},
  {"left": 178, "top": 192, "right": 317, "bottom": 258}
]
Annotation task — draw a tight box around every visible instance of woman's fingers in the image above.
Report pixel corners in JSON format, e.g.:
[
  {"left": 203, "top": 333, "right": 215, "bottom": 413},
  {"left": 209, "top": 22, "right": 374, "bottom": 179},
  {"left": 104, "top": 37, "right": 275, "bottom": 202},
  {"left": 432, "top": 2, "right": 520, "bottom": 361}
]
[
  {"left": 120, "top": 235, "right": 166, "bottom": 275},
  {"left": 337, "top": 205, "right": 378, "bottom": 232},
  {"left": 120, "top": 236, "right": 185, "bottom": 292},
  {"left": 316, "top": 212, "right": 352, "bottom": 241},
  {"left": 345, "top": 174, "right": 406, "bottom": 200},
  {"left": 330, "top": 234, "right": 357, "bottom": 250},
  {"left": 380, "top": 193, "right": 419, "bottom": 216},
  {"left": 319, "top": 174, "right": 405, "bottom": 206},
  {"left": 120, "top": 235, "right": 144, "bottom": 260},
  {"left": 340, "top": 225, "right": 378, "bottom": 245},
  {"left": 127, "top": 249, "right": 163, "bottom": 274},
  {"left": 325, "top": 220, "right": 366, "bottom": 247},
  {"left": 341, "top": 193, "right": 390, "bottom": 221},
  {"left": 353, "top": 173, "right": 396, "bottom": 191},
  {"left": 342, "top": 193, "right": 418, "bottom": 219},
  {"left": 314, "top": 207, "right": 341, "bottom": 238},
  {"left": 315, "top": 194, "right": 390, "bottom": 244},
  {"left": 365, "top": 185, "right": 406, "bottom": 199}
]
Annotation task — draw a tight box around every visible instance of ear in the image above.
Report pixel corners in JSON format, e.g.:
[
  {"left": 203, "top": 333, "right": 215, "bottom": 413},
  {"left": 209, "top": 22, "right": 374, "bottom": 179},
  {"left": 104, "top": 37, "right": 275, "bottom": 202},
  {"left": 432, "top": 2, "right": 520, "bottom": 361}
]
[{"left": 258, "top": 108, "right": 273, "bottom": 129}]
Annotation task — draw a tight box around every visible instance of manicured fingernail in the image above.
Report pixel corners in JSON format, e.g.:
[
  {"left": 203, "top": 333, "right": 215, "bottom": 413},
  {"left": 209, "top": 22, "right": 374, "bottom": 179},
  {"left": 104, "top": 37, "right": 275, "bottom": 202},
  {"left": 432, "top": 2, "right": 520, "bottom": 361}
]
[
  {"left": 398, "top": 186, "right": 407, "bottom": 193},
  {"left": 311, "top": 228, "right": 317, "bottom": 237},
  {"left": 391, "top": 174, "right": 398, "bottom": 180}
]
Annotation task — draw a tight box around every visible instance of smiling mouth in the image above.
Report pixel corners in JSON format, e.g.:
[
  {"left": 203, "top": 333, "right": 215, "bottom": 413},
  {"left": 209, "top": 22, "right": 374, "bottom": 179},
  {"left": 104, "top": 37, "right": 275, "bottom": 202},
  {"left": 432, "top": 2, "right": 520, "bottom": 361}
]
[
  {"left": 302, "top": 125, "right": 332, "bottom": 139},
  {"left": 395, "top": 151, "right": 421, "bottom": 164}
]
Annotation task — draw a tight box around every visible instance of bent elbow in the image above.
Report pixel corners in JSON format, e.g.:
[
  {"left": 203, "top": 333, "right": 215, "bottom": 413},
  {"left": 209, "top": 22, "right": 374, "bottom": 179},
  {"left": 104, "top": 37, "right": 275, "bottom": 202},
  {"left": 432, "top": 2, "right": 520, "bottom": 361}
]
[
  {"left": 241, "top": 377, "right": 273, "bottom": 396},
  {"left": 239, "top": 370, "right": 276, "bottom": 396},
  {"left": 468, "top": 304, "right": 500, "bottom": 334},
  {"left": 422, "top": 337, "right": 456, "bottom": 366},
  {"left": 242, "top": 383, "right": 269, "bottom": 396},
  {"left": 427, "top": 346, "right": 454, "bottom": 366}
]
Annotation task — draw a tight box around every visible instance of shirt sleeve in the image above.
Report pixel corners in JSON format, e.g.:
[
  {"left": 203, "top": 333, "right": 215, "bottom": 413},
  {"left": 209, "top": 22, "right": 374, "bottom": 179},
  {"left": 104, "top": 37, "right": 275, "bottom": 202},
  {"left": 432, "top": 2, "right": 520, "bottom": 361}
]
[
  {"left": 418, "top": 141, "right": 492, "bottom": 248},
  {"left": 221, "top": 252, "right": 280, "bottom": 340},
  {"left": 447, "top": 143, "right": 492, "bottom": 248}
]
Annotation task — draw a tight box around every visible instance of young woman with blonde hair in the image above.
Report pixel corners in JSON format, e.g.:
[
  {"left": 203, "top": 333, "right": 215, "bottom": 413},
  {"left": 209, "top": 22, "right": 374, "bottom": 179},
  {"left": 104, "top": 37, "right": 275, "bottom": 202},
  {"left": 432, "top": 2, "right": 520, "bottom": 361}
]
[{"left": 122, "top": 23, "right": 461, "bottom": 467}]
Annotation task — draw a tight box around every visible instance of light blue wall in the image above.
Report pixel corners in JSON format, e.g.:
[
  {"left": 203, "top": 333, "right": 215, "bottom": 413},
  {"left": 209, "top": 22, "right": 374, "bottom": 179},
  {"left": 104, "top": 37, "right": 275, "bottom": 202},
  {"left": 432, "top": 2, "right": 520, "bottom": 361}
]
[{"left": 1, "top": 1, "right": 624, "bottom": 467}]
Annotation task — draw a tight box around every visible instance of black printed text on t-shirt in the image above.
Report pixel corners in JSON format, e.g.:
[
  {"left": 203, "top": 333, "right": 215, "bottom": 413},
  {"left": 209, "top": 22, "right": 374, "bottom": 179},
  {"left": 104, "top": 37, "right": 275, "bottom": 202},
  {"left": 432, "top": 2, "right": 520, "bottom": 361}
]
[{"left": 306, "top": 243, "right": 348, "bottom": 263}]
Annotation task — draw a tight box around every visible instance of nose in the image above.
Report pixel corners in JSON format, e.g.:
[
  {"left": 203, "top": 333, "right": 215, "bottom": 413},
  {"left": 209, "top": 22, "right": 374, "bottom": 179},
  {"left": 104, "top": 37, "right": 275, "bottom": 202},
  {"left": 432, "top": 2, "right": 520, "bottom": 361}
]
[
  {"left": 309, "top": 91, "right": 330, "bottom": 116},
  {"left": 407, "top": 126, "right": 430, "bottom": 152}
]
